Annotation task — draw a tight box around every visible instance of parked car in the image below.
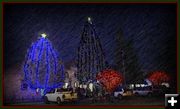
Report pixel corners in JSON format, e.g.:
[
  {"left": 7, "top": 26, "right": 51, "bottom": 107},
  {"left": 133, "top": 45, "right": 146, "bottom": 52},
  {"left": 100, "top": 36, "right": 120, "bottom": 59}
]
[
  {"left": 114, "top": 87, "right": 133, "bottom": 100},
  {"left": 114, "top": 87, "right": 124, "bottom": 100},
  {"left": 43, "top": 88, "right": 78, "bottom": 104},
  {"left": 152, "top": 85, "right": 170, "bottom": 96},
  {"left": 133, "top": 86, "right": 153, "bottom": 97}
]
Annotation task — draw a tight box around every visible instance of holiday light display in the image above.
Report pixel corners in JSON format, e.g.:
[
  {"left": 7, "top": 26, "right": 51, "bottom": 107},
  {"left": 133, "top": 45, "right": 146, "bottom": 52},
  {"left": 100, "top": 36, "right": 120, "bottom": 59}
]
[
  {"left": 148, "top": 71, "right": 170, "bottom": 85},
  {"left": 96, "top": 69, "right": 123, "bottom": 93},
  {"left": 23, "top": 34, "right": 64, "bottom": 90},
  {"left": 77, "top": 18, "right": 107, "bottom": 83}
]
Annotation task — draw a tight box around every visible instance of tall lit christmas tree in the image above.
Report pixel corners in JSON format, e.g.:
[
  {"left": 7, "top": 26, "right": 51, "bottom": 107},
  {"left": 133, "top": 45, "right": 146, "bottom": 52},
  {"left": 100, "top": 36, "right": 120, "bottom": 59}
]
[
  {"left": 23, "top": 33, "right": 64, "bottom": 90},
  {"left": 77, "top": 17, "right": 107, "bottom": 83}
]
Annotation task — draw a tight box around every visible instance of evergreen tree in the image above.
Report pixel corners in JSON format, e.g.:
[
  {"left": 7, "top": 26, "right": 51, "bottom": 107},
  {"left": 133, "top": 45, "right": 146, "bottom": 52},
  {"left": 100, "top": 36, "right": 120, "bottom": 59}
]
[
  {"left": 23, "top": 34, "right": 64, "bottom": 89},
  {"left": 77, "top": 18, "right": 106, "bottom": 84},
  {"left": 115, "top": 29, "right": 141, "bottom": 84}
]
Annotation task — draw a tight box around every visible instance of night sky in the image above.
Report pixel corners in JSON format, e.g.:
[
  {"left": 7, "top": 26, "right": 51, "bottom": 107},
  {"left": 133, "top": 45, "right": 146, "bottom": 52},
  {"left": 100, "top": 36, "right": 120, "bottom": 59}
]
[{"left": 4, "top": 3, "right": 176, "bottom": 77}]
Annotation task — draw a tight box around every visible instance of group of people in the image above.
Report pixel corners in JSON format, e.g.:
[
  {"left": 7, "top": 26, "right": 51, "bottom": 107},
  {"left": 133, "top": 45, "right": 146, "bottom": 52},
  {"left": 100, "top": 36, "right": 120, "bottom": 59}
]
[{"left": 74, "top": 83, "right": 110, "bottom": 102}]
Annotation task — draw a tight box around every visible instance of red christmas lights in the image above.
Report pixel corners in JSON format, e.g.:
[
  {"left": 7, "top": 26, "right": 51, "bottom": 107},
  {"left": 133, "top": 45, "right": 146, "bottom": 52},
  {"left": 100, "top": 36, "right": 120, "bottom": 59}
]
[
  {"left": 148, "top": 71, "right": 170, "bottom": 85},
  {"left": 96, "top": 69, "right": 123, "bottom": 93}
]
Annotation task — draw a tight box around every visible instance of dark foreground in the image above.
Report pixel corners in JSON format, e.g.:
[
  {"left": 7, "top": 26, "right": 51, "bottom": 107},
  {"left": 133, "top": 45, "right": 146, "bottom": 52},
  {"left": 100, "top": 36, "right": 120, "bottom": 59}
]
[{"left": 7, "top": 96, "right": 164, "bottom": 106}]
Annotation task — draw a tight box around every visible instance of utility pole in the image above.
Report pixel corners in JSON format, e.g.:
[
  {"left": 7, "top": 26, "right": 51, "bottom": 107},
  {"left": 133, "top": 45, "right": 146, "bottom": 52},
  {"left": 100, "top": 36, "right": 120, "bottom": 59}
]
[{"left": 121, "top": 50, "right": 126, "bottom": 86}]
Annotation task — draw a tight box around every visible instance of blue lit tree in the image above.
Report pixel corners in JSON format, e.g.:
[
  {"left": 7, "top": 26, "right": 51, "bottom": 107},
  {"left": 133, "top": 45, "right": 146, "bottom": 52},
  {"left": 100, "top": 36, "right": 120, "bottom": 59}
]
[{"left": 23, "top": 33, "right": 64, "bottom": 90}]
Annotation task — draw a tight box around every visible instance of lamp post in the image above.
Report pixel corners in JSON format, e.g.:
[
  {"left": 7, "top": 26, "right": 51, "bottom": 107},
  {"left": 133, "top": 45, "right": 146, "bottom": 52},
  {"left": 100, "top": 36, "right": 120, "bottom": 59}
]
[{"left": 121, "top": 50, "right": 126, "bottom": 86}]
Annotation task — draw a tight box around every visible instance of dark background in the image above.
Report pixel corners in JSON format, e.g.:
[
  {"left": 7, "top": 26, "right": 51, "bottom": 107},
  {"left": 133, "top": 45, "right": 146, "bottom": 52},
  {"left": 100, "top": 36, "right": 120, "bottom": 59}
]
[{"left": 4, "top": 4, "right": 176, "bottom": 81}]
